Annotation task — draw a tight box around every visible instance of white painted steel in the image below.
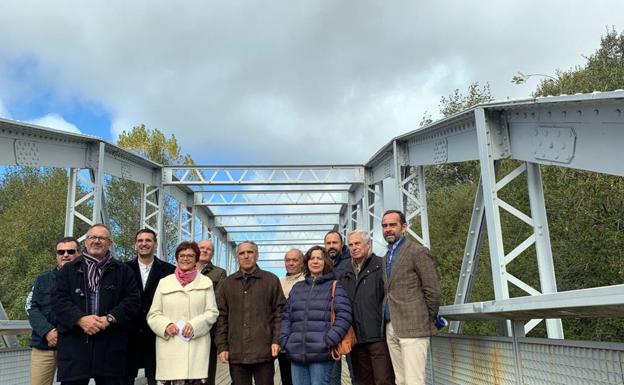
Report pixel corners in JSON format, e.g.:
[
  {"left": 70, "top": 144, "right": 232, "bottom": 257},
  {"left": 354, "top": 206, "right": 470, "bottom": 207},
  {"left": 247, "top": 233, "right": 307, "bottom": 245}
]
[
  {"left": 475, "top": 108, "right": 512, "bottom": 335},
  {"left": 525, "top": 162, "right": 563, "bottom": 339}
]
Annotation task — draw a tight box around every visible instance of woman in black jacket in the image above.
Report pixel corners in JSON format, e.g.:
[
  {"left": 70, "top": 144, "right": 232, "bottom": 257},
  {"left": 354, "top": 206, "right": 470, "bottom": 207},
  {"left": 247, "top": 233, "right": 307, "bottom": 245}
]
[{"left": 279, "top": 246, "right": 352, "bottom": 385}]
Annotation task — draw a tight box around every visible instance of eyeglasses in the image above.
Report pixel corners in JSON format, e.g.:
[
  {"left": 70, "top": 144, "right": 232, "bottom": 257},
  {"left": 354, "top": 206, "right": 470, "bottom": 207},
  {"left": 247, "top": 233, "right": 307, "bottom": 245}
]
[
  {"left": 86, "top": 236, "right": 110, "bottom": 242},
  {"left": 56, "top": 249, "right": 77, "bottom": 255},
  {"left": 178, "top": 254, "right": 196, "bottom": 260}
]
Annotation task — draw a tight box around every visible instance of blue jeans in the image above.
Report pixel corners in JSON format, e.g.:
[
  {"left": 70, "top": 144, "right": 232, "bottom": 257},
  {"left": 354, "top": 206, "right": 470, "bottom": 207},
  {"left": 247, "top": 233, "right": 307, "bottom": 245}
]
[{"left": 291, "top": 361, "right": 334, "bottom": 385}]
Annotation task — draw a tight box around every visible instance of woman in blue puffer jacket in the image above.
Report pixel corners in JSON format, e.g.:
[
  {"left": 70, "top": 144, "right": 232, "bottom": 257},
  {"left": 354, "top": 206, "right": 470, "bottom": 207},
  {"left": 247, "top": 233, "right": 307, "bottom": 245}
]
[{"left": 280, "top": 245, "right": 353, "bottom": 385}]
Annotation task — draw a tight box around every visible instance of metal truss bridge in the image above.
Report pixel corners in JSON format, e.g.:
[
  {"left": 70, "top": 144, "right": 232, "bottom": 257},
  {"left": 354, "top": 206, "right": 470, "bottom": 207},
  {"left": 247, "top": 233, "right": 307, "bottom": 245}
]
[{"left": 1, "top": 91, "right": 624, "bottom": 384}]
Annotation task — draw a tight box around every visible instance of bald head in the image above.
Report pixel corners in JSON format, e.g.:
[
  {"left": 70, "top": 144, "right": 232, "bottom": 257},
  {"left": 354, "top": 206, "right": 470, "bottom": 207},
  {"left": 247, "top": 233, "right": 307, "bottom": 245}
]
[
  {"left": 284, "top": 248, "right": 304, "bottom": 275},
  {"left": 198, "top": 239, "right": 215, "bottom": 264}
]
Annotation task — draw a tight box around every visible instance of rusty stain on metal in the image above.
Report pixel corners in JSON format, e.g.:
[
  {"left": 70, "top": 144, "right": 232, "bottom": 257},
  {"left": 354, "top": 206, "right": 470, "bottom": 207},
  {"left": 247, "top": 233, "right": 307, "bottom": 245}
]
[
  {"left": 491, "top": 344, "right": 501, "bottom": 385},
  {"left": 451, "top": 340, "right": 457, "bottom": 382}
]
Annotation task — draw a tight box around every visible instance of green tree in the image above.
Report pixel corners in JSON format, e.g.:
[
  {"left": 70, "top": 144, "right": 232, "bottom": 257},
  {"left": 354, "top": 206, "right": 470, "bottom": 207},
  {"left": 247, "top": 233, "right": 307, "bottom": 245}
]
[
  {"left": 107, "top": 125, "right": 194, "bottom": 261},
  {"left": 117, "top": 124, "right": 193, "bottom": 165},
  {"left": 0, "top": 168, "right": 88, "bottom": 321},
  {"left": 533, "top": 27, "right": 624, "bottom": 96}
]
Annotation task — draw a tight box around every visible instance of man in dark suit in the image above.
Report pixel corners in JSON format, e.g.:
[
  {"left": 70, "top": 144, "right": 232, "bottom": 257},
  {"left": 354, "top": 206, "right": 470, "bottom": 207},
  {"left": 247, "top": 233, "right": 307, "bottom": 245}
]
[
  {"left": 122, "top": 228, "right": 175, "bottom": 385},
  {"left": 382, "top": 210, "right": 441, "bottom": 385}
]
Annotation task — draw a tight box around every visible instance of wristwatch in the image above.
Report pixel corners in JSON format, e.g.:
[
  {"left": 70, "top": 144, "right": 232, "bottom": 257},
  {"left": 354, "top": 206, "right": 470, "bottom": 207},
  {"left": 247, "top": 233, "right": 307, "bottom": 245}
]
[{"left": 106, "top": 314, "right": 116, "bottom": 324}]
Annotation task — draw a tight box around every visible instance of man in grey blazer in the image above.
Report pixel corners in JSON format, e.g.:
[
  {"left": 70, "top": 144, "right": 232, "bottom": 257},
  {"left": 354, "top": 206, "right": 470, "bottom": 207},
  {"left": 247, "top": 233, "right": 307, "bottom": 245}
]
[{"left": 382, "top": 210, "right": 441, "bottom": 385}]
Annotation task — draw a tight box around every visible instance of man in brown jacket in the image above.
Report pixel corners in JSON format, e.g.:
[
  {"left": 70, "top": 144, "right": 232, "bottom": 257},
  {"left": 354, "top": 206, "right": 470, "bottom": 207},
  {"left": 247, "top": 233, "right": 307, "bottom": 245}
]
[
  {"left": 382, "top": 210, "right": 441, "bottom": 385},
  {"left": 215, "top": 241, "right": 286, "bottom": 385}
]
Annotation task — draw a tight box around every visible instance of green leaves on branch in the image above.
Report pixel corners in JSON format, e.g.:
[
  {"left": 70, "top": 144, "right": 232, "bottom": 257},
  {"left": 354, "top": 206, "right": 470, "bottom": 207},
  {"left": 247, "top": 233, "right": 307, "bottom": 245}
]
[{"left": 118, "top": 124, "right": 194, "bottom": 165}]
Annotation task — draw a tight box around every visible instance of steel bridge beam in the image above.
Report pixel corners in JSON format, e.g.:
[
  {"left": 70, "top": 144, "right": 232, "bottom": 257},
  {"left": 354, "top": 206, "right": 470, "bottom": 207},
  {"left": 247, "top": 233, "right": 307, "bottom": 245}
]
[
  {"left": 162, "top": 165, "right": 365, "bottom": 186},
  {"left": 194, "top": 190, "right": 349, "bottom": 206}
]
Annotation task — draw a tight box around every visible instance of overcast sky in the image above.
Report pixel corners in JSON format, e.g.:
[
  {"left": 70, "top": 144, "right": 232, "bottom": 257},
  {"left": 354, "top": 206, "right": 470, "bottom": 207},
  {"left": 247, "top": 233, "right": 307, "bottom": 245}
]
[{"left": 0, "top": 1, "right": 622, "bottom": 165}]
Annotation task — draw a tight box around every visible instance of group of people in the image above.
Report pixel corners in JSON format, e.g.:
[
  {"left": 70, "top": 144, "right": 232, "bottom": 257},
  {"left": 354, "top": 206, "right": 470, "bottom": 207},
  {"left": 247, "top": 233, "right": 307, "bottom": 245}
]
[{"left": 26, "top": 209, "right": 441, "bottom": 385}]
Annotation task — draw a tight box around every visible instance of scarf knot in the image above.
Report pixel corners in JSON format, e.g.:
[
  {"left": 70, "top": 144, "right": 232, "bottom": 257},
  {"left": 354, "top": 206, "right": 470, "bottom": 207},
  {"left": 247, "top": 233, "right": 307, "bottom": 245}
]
[{"left": 175, "top": 267, "right": 197, "bottom": 287}]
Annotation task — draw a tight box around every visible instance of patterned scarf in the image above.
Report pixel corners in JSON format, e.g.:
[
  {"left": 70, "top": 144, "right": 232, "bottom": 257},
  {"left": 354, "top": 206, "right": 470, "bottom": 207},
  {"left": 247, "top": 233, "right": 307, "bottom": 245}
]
[
  {"left": 83, "top": 250, "right": 112, "bottom": 292},
  {"left": 175, "top": 267, "right": 197, "bottom": 287}
]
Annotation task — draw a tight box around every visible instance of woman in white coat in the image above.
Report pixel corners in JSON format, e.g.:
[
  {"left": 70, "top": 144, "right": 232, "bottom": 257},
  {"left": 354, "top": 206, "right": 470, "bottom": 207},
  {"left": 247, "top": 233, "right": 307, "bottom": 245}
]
[{"left": 148, "top": 241, "right": 219, "bottom": 385}]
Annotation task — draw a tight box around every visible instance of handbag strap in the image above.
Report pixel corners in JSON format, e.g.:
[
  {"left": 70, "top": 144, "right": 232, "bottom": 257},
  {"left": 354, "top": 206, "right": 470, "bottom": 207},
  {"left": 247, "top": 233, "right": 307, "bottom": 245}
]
[{"left": 329, "top": 280, "right": 337, "bottom": 324}]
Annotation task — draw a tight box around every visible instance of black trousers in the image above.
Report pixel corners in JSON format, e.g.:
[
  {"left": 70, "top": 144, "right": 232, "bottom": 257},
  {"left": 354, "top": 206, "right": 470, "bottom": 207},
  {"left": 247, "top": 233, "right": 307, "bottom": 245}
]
[
  {"left": 229, "top": 360, "right": 275, "bottom": 385},
  {"left": 207, "top": 329, "right": 218, "bottom": 385},
  {"left": 122, "top": 374, "right": 156, "bottom": 385},
  {"left": 277, "top": 352, "right": 293, "bottom": 385},
  {"left": 62, "top": 377, "right": 121, "bottom": 385},
  {"left": 351, "top": 341, "right": 396, "bottom": 385}
]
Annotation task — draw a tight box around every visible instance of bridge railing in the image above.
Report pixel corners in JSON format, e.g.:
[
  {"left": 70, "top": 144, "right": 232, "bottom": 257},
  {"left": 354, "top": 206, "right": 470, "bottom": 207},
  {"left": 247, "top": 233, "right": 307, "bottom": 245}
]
[{"left": 431, "top": 284, "right": 624, "bottom": 384}]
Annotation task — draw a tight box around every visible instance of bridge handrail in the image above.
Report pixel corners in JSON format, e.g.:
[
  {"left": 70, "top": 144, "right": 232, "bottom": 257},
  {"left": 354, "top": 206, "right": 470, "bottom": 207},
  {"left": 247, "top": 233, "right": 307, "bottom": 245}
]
[{"left": 439, "top": 284, "right": 624, "bottom": 320}]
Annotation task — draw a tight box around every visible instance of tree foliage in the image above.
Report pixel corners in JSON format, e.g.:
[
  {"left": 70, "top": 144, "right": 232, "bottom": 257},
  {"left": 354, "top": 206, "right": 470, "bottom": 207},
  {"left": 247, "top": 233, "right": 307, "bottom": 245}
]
[
  {"left": 117, "top": 124, "right": 193, "bottom": 165},
  {"left": 533, "top": 27, "right": 624, "bottom": 96},
  {"left": 439, "top": 82, "right": 493, "bottom": 117},
  {"left": 0, "top": 168, "right": 87, "bottom": 320}
]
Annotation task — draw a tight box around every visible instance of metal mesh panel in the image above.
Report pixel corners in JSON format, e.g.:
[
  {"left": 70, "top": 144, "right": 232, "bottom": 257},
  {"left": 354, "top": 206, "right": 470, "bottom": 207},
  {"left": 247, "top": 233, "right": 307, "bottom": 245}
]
[
  {"left": 520, "top": 340, "right": 624, "bottom": 385},
  {"left": 0, "top": 347, "right": 30, "bottom": 385},
  {"left": 427, "top": 336, "right": 517, "bottom": 385}
]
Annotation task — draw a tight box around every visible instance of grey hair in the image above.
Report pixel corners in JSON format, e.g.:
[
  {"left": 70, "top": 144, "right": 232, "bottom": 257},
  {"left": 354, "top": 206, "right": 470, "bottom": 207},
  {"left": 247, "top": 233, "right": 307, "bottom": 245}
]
[
  {"left": 284, "top": 248, "right": 304, "bottom": 262},
  {"left": 235, "top": 240, "right": 259, "bottom": 255},
  {"left": 347, "top": 230, "right": 373, "bottom": 256}
]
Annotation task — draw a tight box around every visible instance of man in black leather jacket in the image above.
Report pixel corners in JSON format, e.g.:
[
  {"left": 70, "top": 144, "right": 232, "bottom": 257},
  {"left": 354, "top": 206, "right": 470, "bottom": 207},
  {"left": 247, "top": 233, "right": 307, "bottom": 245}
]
[{"left": 341, "top": 230, "right": 395, "bottom": 385}]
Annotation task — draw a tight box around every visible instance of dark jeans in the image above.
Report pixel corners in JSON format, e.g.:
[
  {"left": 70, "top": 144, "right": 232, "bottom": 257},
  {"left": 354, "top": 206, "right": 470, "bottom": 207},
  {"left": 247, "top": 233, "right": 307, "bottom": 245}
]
[
  {"left": 62, "top": 377, "right": 121, "bottom": 385},
  {"left": 351, "top": 341, "right": 395, "bottom": 385},
  {"left": 229, "top": 361, "right": 275, "bottom": 385},
  {"left": 278, "top": 352, "right": 293, "bottom": 385}
]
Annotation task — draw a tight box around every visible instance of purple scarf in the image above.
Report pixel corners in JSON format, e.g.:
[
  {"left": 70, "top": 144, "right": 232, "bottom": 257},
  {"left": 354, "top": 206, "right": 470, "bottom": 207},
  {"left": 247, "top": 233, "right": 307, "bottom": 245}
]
[
  {"left": 175, "top": 267, "right": 197, "bottom": 287},
  {"left": 83, "top": 250, "right": 112, "bottom": 292}
]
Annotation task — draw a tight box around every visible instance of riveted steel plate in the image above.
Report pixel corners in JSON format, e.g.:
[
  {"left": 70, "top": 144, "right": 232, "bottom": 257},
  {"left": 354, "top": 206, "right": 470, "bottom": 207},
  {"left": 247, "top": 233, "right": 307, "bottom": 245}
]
[
  {"left": 532, "top": 126, "right": 576, "bottom": 163},
  {"left": 433, "top": 139, "right": 448, "bottom": 164},
  {"left": 14, "top": 140, "right": 41, "bottom": 167}
]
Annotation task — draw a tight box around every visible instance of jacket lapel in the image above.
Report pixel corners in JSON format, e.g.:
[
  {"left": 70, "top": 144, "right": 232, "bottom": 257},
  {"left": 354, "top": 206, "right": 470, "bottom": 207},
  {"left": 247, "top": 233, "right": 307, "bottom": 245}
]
[
  {"left": 387, "top": 239, "right": 409, "bottom": 288},
  {"left": 128, "top": 258, "right": 144, "bottom": 294}
]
